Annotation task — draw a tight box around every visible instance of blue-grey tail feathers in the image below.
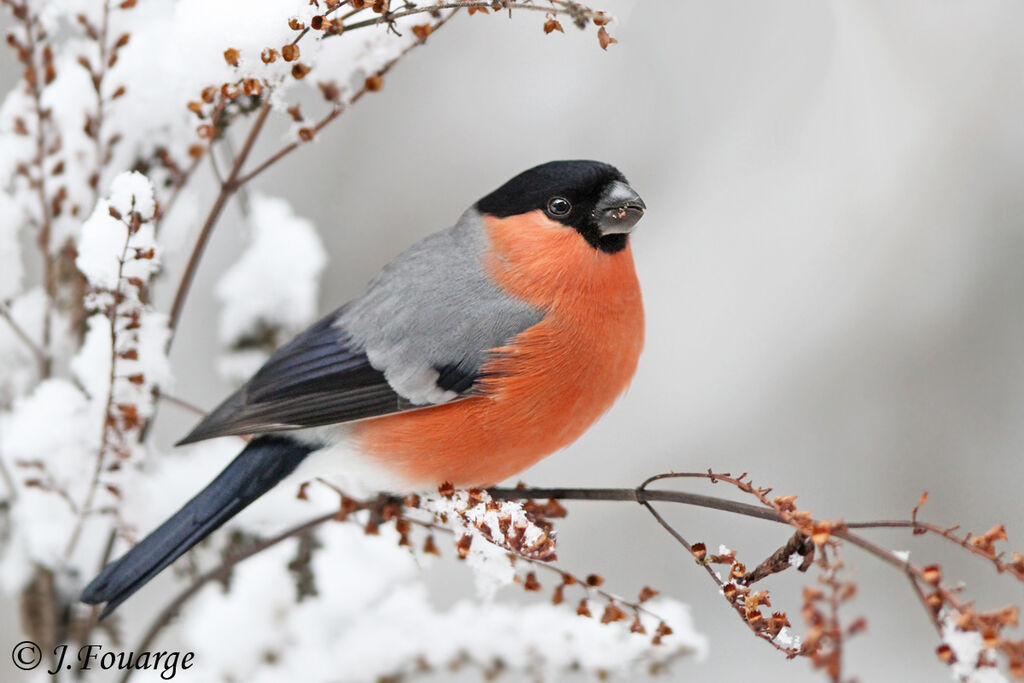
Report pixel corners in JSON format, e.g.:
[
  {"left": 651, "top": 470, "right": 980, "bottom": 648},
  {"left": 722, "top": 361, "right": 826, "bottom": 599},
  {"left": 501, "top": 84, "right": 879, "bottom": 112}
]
[{"left": 80, "top": 435, "right": 313, "bottom": 619}]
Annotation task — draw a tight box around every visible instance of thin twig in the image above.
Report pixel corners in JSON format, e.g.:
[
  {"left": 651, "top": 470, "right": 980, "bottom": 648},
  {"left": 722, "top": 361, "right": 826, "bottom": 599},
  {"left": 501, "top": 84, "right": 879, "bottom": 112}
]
[
  {"left": 846, "top": 519, "right": 1024, "bottom": 580},
  {"left": 65, "top": 221, "right": 133, "bottom": 559},
  {"left": 155, "top": 390, "right": 208, "bottom": 418},
  {"left": 0, "top": 301, "right": 48, "bottom": 372},
  {"left": 165, "top": 98, "right": 272, "bottom": 346},
  {"left": 340, "top": 1, "right": 601, "bottom": 32}
]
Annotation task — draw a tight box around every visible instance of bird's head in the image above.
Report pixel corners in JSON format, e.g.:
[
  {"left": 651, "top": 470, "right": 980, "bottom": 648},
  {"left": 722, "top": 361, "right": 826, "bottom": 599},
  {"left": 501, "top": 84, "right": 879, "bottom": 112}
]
[{"left": 475, "top": 160, "right": 645, "bottom": 254}]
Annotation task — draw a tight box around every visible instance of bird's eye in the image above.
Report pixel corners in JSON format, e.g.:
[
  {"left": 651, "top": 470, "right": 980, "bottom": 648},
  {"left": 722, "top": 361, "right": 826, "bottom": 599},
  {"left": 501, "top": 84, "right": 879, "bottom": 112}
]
[{"left": 546, "top": 197, "right": 572, "bottom": 217}]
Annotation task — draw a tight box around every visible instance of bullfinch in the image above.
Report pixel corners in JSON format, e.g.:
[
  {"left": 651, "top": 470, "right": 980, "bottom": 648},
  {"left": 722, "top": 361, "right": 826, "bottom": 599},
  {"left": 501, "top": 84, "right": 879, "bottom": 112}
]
[{"left": 81, "top": 159, "right": 646, "bottom": 617}]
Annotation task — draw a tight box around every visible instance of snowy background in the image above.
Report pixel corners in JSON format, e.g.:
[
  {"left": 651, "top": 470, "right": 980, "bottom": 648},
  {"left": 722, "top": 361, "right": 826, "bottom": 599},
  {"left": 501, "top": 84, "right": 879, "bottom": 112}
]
[{"left": 3, "top": 1, "right": 1024, "bottom": 681}]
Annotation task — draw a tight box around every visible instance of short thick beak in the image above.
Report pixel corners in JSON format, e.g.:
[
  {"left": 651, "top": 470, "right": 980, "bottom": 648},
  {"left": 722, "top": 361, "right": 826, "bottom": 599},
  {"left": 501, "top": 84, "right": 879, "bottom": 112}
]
[{"left": 594, "top": 180, "right": 646, "bottom": 235}]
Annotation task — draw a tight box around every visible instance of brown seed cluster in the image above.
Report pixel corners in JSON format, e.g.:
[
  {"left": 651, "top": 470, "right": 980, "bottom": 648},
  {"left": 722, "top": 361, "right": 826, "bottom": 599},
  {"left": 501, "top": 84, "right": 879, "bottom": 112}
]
[
  {"left": 690, "top": 470, "right": 1024, "bottom": 679},
  {"left": 301, "top": 482, "right": 677, "bottom": 652},
  {"left": 438, "top": 486, "right": 557, "bottom": 561}
]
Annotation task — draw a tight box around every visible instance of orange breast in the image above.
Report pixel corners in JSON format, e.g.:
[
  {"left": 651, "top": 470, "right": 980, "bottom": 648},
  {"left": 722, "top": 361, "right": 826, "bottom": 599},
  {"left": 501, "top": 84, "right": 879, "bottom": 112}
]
[{"left": 352, "top": 211, "right": 644, "bottom": 487}]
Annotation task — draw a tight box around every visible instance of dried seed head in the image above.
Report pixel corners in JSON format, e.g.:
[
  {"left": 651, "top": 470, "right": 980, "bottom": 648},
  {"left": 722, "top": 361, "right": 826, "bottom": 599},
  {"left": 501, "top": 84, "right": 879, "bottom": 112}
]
[
  {"left": 291, "top": 63, "right": 311, "bottom": 80},
  {"left": 600, "top": 604, "right": 627, "bottom": 624},
  {"left": 242, "top": 78, "right": 263, "bottom": 96},
  {"left": 638, "top": 586, "right": 659, "bottom": 603},
  {"left": 224, "top": 47, "right": 239, "bottom": 67},
  {"left": 597, "top": 26, "right": 617, "bottom": 50},
  {"left": 691, "top": 542, "right": 707, "bottom": 562},
  {"left": 412, "top": 24, "right": 433, "bottom": 40},
  {"left": 543, "top": 17, "right": 563, "bottom": 34},
  {"left": 774, "top": 495, "right": 798, "bottom": 511},
  {"left": 364, "top": 75, "right": 383, "bottom": 92},
  {"left": 261, "top": 48, "right": 279, "bottom": 64},
  {"left": 318, "top": 81, "right": 341, "bottom": 103},
  {"left": 456, "top": 533, "right": 472, "bottom": 559},
  {"left": 282, "top": 44, "right": 300, "bottom": 62}
]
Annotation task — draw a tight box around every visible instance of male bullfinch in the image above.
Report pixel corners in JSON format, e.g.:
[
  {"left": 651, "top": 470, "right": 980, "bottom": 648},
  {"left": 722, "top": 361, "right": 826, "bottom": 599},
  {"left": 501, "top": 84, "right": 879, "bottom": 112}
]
[{"left": 81, "top": 159, "right": 646, "bottom": 617}]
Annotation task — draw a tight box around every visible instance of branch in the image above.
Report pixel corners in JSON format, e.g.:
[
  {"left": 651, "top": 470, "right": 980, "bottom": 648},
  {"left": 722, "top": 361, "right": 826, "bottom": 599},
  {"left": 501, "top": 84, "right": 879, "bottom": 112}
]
[
  {"left": 340, "top": 1, "right": 598, "bottom": 32},
  {"left": 489, "top": 485, "right": 783, "bottom": 523},
  {"left": 119, "top": 471, "right": 1024, "bottom": 681}
]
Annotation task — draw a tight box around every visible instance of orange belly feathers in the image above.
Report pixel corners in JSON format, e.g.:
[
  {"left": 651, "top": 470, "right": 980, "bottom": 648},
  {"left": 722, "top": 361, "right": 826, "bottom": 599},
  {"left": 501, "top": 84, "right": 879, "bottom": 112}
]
[{"left": 353, "top": 211, "right": 644, "bottom": 486}]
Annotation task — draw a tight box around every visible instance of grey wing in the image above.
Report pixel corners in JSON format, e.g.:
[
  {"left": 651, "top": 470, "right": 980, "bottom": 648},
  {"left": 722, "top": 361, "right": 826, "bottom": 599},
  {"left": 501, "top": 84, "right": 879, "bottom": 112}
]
[{"left": 177, "top": 209, "right": 542, "bottom": 445}]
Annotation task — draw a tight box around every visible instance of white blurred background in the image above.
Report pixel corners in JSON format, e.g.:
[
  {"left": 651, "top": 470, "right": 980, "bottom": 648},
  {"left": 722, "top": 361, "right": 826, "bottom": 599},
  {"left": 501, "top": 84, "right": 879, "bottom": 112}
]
[{"left": 4, "top": 1, "right": 1024, "bottom": 681}]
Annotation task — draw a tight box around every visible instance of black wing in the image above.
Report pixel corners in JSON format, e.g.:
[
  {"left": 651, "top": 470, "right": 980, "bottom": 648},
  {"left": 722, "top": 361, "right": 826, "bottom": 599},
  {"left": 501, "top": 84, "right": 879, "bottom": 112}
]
[{"left": 177, "top": 313, "right": 418, "bottom": 445}]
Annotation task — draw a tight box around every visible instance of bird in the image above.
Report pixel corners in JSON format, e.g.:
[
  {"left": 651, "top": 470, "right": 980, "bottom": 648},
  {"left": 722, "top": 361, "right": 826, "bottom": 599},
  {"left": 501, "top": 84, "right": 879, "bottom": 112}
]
[{"left": 80, "top": 159, "right": 646, "bottom": 618}]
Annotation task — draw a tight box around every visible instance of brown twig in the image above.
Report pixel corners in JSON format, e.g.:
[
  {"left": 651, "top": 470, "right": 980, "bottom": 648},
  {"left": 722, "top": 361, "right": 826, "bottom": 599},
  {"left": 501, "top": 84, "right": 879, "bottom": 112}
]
[
  {"left": 846, "top": 519, "right": 1024, "bottom": 581},
  {"left": 64, "top": 216, "right": 134, "bottom": 559},
  {"left": 155, "top": 390, "right": 210, "bottom": 418},
  {"left": 489, "top": 485, "right": 783, "bottom": 523},
  {"left": 165, "top": 98, "right": 272, "bottom": 346}
]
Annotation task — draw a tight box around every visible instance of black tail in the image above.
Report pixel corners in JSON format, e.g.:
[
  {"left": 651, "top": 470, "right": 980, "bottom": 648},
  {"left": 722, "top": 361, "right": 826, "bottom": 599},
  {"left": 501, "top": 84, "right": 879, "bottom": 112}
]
[{"left": 81, "top": 435, "right": 313, "bottom": 619}]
